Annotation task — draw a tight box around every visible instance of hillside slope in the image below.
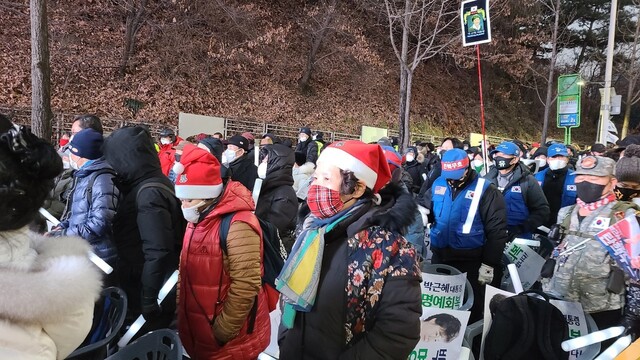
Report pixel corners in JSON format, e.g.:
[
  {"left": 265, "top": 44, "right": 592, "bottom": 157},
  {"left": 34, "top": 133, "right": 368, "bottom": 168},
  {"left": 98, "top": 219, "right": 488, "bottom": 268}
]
[{"left": 0, "top": 0, "right": 595, "bottom": 143}]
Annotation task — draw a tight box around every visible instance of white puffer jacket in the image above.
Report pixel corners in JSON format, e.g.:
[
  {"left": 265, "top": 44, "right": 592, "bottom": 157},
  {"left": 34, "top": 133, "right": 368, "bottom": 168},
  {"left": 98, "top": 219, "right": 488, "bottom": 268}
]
[
  {"left": 0, "top": 227, "right": 102, "bottom": 359},
  {"left": 292, "top": 162, "right": 315, "bottom": 200}
]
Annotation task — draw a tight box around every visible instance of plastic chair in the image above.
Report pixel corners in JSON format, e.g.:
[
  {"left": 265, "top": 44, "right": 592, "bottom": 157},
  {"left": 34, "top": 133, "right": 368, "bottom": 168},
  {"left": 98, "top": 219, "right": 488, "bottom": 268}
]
[
  {"left": 67, "top": 287, "right": 128, "bottom": 360},
  {"left": 106, "top": 329, "right": 182, "bottom": 360},
  {"left": 423, "top": 263, "right": 475, "bottom": 311}
]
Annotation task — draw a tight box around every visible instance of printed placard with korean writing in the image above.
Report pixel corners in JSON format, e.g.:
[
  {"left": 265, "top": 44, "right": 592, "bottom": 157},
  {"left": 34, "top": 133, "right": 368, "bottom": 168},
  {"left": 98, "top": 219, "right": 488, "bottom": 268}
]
[
  {"left": 502, "top": 241, "right": 545, "bottom": 291},
  {"left": 409, "top": 308, "right": 471, "bottom": 360},
  {"left": 421, "top": 272, "right": 467, "bottom": 314},
  {"left": 550, "top": 300, "right": 589, "bottom": 360}
]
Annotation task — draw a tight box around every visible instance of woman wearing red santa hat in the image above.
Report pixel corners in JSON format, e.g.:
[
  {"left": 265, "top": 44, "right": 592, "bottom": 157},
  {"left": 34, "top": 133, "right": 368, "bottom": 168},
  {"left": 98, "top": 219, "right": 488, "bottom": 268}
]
[
  {"left": 277, "top": 140, "right": 422, "bottom": 359},
  {"left": 173, "top": 144, "right": 270, "bottom": 360}
]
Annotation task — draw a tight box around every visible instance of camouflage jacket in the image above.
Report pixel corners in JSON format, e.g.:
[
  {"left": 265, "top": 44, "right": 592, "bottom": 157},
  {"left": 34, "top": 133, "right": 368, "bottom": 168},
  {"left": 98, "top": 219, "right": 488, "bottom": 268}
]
[{"left": 543, "top": 201, "right": 637, "bottom": 313}]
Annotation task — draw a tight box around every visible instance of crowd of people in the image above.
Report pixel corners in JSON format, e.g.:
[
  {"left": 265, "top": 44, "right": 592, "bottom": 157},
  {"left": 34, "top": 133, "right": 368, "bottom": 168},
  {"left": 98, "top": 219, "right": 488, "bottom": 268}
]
[{"left": 2, "top": 111, "right": 640, "bottom": 359}]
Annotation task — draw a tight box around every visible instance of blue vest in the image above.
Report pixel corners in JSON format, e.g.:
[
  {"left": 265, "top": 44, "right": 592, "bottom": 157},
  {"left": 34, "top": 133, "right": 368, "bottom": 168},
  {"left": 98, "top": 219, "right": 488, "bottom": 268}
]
[
  {"left": 430, "top": 176, "right": 490, "bottom": 250},
  {"left": 502, "top": 180, "right": 530, "bottom": 227},
  {"left": 535, "top": 168, "right": 577, "bottom": 208}
]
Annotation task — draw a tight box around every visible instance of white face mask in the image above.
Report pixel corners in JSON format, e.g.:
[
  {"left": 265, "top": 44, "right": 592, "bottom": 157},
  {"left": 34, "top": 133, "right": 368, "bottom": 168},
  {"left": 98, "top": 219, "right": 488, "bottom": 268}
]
[
  {"left": 299, "top": 135, "right": 309, "bottom": 142},
  {"left": 257, "top": 162, "right": 268, "bottom": 179},
  {"left": 223, "top": 149, "right": 237, "bottom": 165},
  {"left": 548, "top": 159, "right": 568, "bottom": 171},
  {"left": 182, "top": 201, "right": 206, "bottom": 223},
  {"left": 535, "top": 158, "right": 547, "bottom": 168},
  {"left": 69, "top": 156, "right": 80, "bottom": 170},
  {"left": 160, "top": 138, "right": 172, "bottom": 145},
  {"left": 406, "top": 154, "right": 415, "bottom": 162}
]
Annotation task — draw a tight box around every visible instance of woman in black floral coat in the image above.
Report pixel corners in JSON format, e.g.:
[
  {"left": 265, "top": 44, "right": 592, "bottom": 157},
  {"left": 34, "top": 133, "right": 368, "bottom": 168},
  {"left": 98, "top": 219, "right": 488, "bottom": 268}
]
[{"left": 277, "top": 140, "right": 422, "bottom": 360}]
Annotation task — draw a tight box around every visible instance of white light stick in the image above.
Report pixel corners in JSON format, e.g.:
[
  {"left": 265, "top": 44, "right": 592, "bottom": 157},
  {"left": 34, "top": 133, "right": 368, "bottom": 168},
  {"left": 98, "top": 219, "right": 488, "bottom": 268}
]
[
  {"left": 117, "top": 270, "right": 179, "bottom": 348},
  {"left": 513, "top": 238, "right": 541, "bottom": 248},
  {"left": 39, "top": 208, "right": 113, "bottom": 274},
  {"left": 538, "top": 225, "right": 551, "bottom": 234},
  {"left": 594, "top": 334, "right": 632, "bottom": 360},
  {"left": 252, "top": 178, "right": 263, "bottom": 207},
  {"left": 507, "top": 264, "right": 524, "bottom": 294},
  {"left": 559, "top": 239, "right": 590, "bottom": 256},
  {"left": 561, "top": 326, "right": 625, "bottom": 351}
]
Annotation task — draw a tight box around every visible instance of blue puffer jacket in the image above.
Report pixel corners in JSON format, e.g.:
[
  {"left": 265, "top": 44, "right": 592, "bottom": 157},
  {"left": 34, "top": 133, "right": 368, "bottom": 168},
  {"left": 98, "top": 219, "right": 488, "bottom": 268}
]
[{"left": 60, "top": 158, "right": 119, "bottom": 265}]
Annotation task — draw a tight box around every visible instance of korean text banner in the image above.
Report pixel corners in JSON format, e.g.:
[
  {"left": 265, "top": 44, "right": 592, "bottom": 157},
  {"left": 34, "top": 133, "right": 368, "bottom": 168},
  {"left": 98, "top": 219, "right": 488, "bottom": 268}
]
[{"left": 460, "top": 0, "right": 492, "bottom": 46}]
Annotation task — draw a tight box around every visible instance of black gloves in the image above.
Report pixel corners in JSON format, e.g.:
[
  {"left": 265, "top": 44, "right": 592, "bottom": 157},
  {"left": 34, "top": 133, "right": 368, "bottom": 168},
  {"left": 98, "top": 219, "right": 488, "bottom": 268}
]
[{"left": 141, "top": 287, "right": 161, "bottom": 321}]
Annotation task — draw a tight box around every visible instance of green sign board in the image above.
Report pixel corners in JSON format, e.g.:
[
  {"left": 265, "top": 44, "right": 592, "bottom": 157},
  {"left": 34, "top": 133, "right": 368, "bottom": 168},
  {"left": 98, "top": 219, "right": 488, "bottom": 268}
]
[{"left": 557, "top": 74, "right": 582, "bottom": 144}]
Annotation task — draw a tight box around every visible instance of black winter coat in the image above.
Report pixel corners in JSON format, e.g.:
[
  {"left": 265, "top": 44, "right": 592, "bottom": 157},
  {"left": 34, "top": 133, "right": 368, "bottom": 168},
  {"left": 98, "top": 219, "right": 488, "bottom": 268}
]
[
  {"left": 279, "top": 182, "right": 421, "bottom": 359},
  {"left": 228, "top": 154, "right": 258, "bottom": 192},
  {"left": 103, "top": 127, "right": 185, "bottom": 316},
  {"left": 295, "top": 138, "right": 319, "bottom": 165},
  {"left": 255, "top": 144, "right": 298, "bottom": 250},
  {"left": 421, "top": 171, "right": 510, "bottom": 267},
  {"left": 403, "top": 160, "right": 424, "bottom": 193},
  {"left": 484, "top": 163, "right": 550, "bottom": 237}
]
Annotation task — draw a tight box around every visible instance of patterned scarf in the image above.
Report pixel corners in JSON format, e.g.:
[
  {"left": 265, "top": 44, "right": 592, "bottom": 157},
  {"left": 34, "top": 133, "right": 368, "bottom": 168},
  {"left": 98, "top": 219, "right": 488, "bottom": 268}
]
[
  {"left": 576, "top": 193, "right": 616, "bottom": 211},
  {"left": 276, "top": 201, "right": 366, "bottom": 328}
]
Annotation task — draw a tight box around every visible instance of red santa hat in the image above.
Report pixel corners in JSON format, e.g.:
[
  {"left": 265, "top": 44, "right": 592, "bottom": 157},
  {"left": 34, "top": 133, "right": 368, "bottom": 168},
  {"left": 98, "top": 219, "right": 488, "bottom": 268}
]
[
  {"left": 317, "top": 140, "right": 391, "bottom": 193},
  {"left": 173, "top": 143, "right": 223, "bottom": 199}
]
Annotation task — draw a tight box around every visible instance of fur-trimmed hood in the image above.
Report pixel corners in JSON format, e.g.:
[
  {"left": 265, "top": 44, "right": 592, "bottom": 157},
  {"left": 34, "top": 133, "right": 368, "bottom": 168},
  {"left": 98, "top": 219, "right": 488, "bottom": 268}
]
[
  {"left": 0, "top": 228, "right": 102, "bottom": 324},
  {"left": 294, "top": 162, "right": 315, "bottom": 175},
  {"left": 345, "top": 179, "right": 418, "bottom": 237}
]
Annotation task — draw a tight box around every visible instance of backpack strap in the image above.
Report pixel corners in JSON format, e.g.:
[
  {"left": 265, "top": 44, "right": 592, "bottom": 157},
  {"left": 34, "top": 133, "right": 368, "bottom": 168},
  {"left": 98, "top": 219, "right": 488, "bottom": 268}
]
[
  {"left": 135, "top": 181, "right": 175, "bottom": 205},
  {"left": 219, "top": 212, "right": 236, "bottom": 255},
  {"left": 86, "top": 169, "right": 117, "bottom": 209}
]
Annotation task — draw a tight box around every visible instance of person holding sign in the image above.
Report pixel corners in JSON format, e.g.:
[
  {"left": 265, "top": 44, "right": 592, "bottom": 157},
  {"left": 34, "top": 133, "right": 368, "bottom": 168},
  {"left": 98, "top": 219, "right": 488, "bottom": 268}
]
[
  {"left": 543, "top": 156, "right": 639, "bottom": 335},
  {"left": 0, "top": 114, "right": 102, "bottom": 359},
  {"left": 614, "top": 146, "right": 640, "bottom": 339},
  {"left": 426, "top": 149, "right": 509, "bottom": 322},
  {"left": 277, "top": 140, "right": 422, "bottom": 359}
]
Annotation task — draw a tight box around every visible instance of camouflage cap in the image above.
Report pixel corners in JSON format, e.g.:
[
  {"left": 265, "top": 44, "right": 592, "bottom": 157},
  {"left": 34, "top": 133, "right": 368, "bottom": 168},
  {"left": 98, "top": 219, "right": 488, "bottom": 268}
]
[{"left": 573, "top": 155, "right": 616, "bottom": 177}]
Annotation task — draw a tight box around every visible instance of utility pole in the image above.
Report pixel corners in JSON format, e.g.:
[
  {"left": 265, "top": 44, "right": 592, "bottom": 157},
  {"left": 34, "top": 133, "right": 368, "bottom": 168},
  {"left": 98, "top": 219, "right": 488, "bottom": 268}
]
[{"left": 597, "top": 0, "right": 618, "bottom": 144}]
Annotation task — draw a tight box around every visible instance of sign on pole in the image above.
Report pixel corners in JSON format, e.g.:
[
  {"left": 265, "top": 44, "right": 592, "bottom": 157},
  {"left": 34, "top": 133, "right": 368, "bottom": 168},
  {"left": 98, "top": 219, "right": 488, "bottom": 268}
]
[
  {"left": 460, "top": 0, "right": 491, "bottom": 47},
  {"left": 557, "top": 74, "right": 582, "bottom": 144}
]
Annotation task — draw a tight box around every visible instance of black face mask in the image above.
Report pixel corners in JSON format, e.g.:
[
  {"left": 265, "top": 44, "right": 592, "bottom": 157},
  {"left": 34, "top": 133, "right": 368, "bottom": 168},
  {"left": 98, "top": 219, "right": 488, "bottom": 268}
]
[
  {"left": 576, "top": 181, "right": 606, "bottom": 203},
  {"left": 494, "top": 156, "right": 514, "bottom": 170},
  {"left": 614, "top": 186, "right": 640, "bottom": 202}
]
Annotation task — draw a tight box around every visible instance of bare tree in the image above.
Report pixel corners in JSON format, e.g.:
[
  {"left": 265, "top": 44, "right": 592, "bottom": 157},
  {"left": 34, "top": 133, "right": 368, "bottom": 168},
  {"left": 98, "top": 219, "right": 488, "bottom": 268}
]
[
  {"left": 299, "top": 0, "right": 338, "bottom": 94},
  {"left": 30, "top": 0, "right": 53, "bottom": 141},
  {"left": 117, "top": 0, "right": 148, "bottom": 76},
  {"left": 383, "top": 0, "right": 457, "bottom": 151},
  {"left": 540, "top": 0, "right": 562, "bottom": 144},
  {"left": 621, "top": 0, "right": 640, "bottom": 138}
]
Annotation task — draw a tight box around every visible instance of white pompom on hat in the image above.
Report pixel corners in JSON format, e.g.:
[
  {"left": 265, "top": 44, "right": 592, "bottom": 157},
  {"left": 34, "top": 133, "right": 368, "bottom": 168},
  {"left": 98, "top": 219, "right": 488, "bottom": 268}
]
[{"left": 173, "top": 143, "right": 223, "bottom": 200}]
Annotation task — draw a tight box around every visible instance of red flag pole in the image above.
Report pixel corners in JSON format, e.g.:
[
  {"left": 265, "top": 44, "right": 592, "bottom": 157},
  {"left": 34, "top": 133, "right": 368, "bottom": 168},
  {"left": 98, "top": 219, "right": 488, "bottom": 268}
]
[{"left": 476, "top": 44, "right": 489, "bottom": 168}]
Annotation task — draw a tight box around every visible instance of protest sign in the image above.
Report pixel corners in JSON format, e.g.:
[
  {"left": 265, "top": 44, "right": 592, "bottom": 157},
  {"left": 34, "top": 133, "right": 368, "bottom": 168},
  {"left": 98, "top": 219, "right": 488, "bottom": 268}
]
[
  {"left": 409, "top": 308, "right": 471, "bottom": 360},
  {"left": 420, "top": 272, "right": 467, "bottom": 314},
  {"left": 460, "top": 0, "right": 491, "bottom": 46},
  {"left": 551, "top": 300, "right": 589, "bottom": 360},
  {"left": 263, "top": 306, "right": 282, "bottom": 359},
  {"left": 595, "top": 214, "right": 640, "bottom": 281},
  {"left": 502, "top": 241, "right": 545, "bottom": 291}
]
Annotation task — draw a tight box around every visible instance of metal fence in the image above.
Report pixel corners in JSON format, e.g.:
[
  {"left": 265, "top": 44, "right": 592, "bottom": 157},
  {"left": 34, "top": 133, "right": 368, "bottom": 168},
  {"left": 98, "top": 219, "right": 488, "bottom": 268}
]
[{"left": 1, "top": 106, "right": 508, "bottom": 147}]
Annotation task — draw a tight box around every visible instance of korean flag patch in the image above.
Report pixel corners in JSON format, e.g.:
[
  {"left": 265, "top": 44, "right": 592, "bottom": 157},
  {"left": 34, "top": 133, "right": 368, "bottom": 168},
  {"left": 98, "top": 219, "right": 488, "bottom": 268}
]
[
  {"left": 511, "top": 186, "right": 522, "bottom": 193},
  {"left": 567, "top": 185, "right": 577, "bottom": 191},
  {"left": 465, "top": 191, "right": 475, "bottom": 199},
  {"left": 434, "top": 186, "right": 447, "bottom": 195}
]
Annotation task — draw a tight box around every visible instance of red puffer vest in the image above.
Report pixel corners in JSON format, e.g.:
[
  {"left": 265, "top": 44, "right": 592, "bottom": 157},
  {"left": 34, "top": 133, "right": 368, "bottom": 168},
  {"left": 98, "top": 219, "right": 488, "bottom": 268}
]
[{"left": 178, "top": 181, "right": 270, "bottom": 360}]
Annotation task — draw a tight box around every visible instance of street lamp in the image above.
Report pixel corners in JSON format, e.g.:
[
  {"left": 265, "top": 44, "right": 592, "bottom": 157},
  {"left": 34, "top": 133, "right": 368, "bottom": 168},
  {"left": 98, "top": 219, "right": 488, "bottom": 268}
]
[{"left": 597, "top": 0, "right": 619, "bottom": 144}]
